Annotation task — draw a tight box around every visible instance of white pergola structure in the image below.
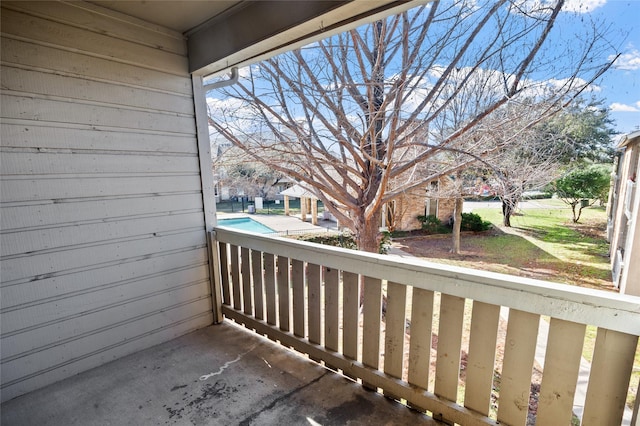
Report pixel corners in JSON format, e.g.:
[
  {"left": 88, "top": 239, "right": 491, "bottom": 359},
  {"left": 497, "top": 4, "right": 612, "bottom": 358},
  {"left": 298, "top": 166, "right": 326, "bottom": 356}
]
[{"left": 280, "top": 184, "right": 320, "bottom": 225}]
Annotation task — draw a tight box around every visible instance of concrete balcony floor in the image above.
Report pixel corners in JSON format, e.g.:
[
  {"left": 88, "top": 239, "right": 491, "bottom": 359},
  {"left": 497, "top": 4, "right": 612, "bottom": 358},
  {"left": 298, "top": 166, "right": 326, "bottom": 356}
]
[{"left": 1, "top": 321, "right": 436, "bottom": 425}]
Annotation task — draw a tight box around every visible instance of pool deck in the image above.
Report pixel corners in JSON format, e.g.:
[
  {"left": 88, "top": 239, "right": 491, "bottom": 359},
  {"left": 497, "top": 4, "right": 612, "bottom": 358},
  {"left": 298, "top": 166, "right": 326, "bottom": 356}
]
[{"left": 217, "top": 212, "right": 339, "bottom": 235}]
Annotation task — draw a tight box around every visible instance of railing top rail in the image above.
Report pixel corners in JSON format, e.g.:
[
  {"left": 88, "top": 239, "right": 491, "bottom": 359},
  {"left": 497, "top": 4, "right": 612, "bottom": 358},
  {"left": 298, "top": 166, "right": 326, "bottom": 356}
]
[{"left": 213, "top": 227, "right": 640, "bottom": 335}]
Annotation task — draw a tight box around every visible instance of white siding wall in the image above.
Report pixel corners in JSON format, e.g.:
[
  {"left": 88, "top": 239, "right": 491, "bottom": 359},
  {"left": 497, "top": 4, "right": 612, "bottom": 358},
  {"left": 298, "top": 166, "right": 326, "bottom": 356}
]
[{"left": 0, "top": 2, "right": 212, "bottom": 402}]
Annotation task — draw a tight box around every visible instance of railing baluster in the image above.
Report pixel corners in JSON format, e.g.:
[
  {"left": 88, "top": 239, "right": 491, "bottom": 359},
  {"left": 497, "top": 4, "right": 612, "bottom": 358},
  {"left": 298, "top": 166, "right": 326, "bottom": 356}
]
[
  {"left": 435, "top": 294, "right": 465, "bottom": 406},
  {"left": 251, "top": 250, "right": 264, "bottom": 321},
  {"left": 384, "top": 281, "right": 407, "bottom": 399},
  {"left": 307, "top": 263, "right": 321, "bottom": 346},
  {"left": 465, "top": 301, "right": 500, "bottom": 416},
  {"left": 276, "top": 255, "right": 290, "bottom": 332},
  {"left": 342, "top": 271, "right": 359, "bottom": 379},
  {"left": 324, "top": 267, "right": 339, "bottom": 353},
  {"left": 536, "top": 318, "right": 585, "bottom": 425},
  {"left": 230, "top": 244, "right": 241, "bottom": 311},
  {"left": 583, "top": 328, "right": 638, "bottom": 425},
  {"left": 292, "top": 259, "right": 305, "bottom": 338},
  {"left": 362, "top": 276, "right": 382, "bottom": 390},
  {"left": 384, "top": 282, "right": 407, "bottom": 378},
  {"left": 408, "top": 288, "right": 434, "bottom": 392},
  {"left": 263, "top": 253, "right": 276, "bottom": 325},
  {"left": 218, "top": 242, "right": 230, "bottom": 306},
  {"left": 497, "top": 309, "right": 539, "bottom": 426},
  {"left": 241, "top": 247, "right": 252, "bottom": 315},
  {"left": 632, "top": 378, "right": 640, "bottom": 425}
]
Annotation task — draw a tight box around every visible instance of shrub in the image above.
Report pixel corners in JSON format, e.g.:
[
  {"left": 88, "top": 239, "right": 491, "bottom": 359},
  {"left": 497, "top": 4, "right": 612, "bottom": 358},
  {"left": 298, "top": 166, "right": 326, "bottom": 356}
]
[
  {"left": 460, "top": 212, "right": 492, "bottom": 232},
  {"left": 417, "top": 214, "right": 450, "bottom": 234},
  {"left": 379, "top": 230, "right": 391, "bottom": 254},
  {"left": 298, "top": 233, "right": 357, "bottom": 250},
  {"left": 298, "top": 231, "right": 391, "bottom": 254}
]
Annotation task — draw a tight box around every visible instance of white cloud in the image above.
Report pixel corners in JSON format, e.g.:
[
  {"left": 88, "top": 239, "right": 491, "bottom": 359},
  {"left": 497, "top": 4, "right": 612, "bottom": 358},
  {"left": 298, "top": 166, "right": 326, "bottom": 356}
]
[
  {"left": 517, "top": 0, "right": 605, "bottom": 15},
  {"left": 610, "top": 102, "right": 640, "bottom": 112},
  {"left": 610, "top": 49, "right": 640, "bottom": 71},
  {"left": 546, "top": 77, "right": 601, "bottom": 92},
  {"left": 562, "top": 0, "right": 606, "bottom": 13}
]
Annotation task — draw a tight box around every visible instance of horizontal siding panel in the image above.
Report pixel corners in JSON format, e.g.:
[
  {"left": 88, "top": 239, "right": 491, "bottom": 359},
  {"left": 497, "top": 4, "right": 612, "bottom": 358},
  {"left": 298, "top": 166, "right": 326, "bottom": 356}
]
[
  {"left": 1, "top": 38, "right": 192, "bottom": 95},
  {"left": 1, "top": 248, "right": 208, "bottom": 310},
  {"left": 2, "top": 297, "right": 212, "bottom": 383},
  {"left": 1, "top": 312, "right": 212, "bottom": 402},
  {"left": 3, "top": 1, "right": 186, "bottom": 55},
  {"left": 1, "top": 270, "right": 210, "bottom": 354},
  {"left": 0, "top": 229, "right": 206, "bottom": 283},
  {"left": 0, "top": 151, "right": 199, "bottom": 176},
  {"left": 1, "top": 66, "right": 194, "bottom": 115},
  {"left": 1, "top": 122, "right": 197, "bottom": 153},
  {"left": 0, "top": 175, "right": 202, "bottom": 203},
  {"left": 1, "top": 302, "right": 212, "bottom": 396},
  {"left": 2, "top": 95, "right": 195, "bottom": 134},
  {"left": 1, "top": 8, "right": 188, "bottom": 75},
  {"left": 0, "top": 1, "right": 210, "bottom": 402},
  {"left": 1, "top": 193, "right": 204, "bottom": 231},
  {"left": 1, "top": 211, "right": 205, "bottom": 257}
]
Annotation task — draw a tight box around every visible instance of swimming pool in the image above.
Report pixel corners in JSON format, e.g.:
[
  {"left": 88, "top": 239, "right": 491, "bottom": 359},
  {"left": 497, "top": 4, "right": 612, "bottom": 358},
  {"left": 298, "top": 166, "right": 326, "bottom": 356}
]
[{"left": 217, "top": 217, "right": 276, "bottom": 234}]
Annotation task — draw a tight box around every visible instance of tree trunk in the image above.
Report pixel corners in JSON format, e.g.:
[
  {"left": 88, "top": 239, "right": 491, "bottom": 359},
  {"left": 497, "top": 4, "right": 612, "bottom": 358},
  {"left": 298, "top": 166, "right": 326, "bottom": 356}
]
[
  {"left": 502, "top": 198, "right": 514, "bottom": 227},
  {"left": 574, "top": 204, "right": 583, "bottom": 223},
  {"left": 354, "top": 209, "right": 382, "bottom": 306},
  {"left": 354, "top": 209, "right": 382, "bottom": 253},
  {"left": 451, "top": 197, "right": 463, "bottom": 254}
]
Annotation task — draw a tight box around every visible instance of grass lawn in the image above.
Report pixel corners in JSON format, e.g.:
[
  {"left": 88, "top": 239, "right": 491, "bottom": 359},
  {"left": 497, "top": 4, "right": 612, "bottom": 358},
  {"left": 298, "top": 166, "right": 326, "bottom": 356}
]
[{"left": 397, "top": 199, "right": 613, "bottom": 290}]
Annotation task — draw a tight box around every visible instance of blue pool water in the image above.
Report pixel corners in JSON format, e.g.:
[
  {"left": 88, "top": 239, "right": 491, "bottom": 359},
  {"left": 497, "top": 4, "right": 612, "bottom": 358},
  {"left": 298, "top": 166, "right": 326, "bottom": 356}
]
[{"left": 217, "top": 217, "right": 275, "bottom": 234}]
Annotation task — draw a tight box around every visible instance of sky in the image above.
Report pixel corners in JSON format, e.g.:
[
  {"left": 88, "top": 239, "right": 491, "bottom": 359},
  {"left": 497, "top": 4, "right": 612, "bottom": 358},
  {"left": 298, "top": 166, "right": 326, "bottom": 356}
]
[
  {"left": 579, "top": 0, "right": 640, "bottom": 134},
  {"left": 208, "top": 0, "right": 640, "bottom": 139}
]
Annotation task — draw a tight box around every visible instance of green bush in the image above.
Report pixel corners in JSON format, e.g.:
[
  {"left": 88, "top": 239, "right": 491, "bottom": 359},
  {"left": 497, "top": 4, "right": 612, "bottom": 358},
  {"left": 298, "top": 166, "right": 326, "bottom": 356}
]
[
  {"left": 460, "top": 212, "right": 492, "bottom": 232},
  {"left": 417, "top": 214, "right": 450, "bottom": 234},
  {"left": 298, "top": 231, "right": 390, "bottom": 254},
  {"left": 379, "top": 230, "right": 391, "bottom": 254},
  {"left": 299, "top": 233, "right": 357, "bottom": 250}
]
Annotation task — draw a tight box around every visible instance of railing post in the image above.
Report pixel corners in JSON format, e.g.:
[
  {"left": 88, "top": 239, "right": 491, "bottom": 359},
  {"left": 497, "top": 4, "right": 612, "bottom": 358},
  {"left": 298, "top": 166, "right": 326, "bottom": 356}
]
[{"left": 207, "top": 231, "right": 224, "bottom": 324}]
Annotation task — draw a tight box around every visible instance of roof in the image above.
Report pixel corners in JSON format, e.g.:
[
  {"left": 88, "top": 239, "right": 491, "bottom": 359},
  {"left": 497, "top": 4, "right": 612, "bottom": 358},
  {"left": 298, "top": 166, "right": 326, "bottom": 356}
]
[
  {"left": 617, "top": 130, "right": 640, "bottom": 149},
  {"left": 279, "top": 184, "right": 319, "bottom": 199}
]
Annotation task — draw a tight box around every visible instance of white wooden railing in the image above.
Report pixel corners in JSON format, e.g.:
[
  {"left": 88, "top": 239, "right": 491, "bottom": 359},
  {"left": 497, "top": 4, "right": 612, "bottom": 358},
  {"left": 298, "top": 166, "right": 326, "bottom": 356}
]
[{"left": 212, "top": 228, "right": 640, "bottom": 425}]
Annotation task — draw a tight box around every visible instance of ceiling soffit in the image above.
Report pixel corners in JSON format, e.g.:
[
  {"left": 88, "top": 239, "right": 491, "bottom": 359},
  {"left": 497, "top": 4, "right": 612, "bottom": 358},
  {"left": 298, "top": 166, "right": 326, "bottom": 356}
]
[{"left": 188, "top": 1, "right": 421, "bottom": 76}]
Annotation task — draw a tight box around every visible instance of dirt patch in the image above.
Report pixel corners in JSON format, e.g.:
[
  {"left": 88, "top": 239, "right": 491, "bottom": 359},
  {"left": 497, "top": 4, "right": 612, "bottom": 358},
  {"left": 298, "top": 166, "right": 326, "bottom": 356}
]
[{"left": 393, "top": 229, "right": 501, "bottom": 262}]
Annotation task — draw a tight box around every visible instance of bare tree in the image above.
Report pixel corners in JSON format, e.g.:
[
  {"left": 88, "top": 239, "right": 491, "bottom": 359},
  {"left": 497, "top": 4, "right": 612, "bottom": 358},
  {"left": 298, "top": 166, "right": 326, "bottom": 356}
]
[
  {"left": 215, "top": 145, "right": 287, "bottom": 200},
  {"left": 472, "top": 102, "right": 570, "bottom": 226},
  {"left": 208, "top": 0, "right": 616, "bottom": 252}
]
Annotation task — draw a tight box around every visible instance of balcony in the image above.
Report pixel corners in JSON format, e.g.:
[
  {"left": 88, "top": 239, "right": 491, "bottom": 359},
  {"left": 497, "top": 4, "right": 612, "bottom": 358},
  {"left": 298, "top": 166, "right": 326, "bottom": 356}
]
[
  {"left": 212, "top": 228, "right": 640, "bottom": 425},
  {"left": 3, "top": 227, "right": 640, "bottom": 425}
]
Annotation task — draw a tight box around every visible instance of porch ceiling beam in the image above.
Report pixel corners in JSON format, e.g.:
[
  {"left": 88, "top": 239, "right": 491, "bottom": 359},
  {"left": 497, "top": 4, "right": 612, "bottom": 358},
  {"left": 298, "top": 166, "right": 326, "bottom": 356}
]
[{"left": 188, "top": 0, "right": 420, "bottom": 75}]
